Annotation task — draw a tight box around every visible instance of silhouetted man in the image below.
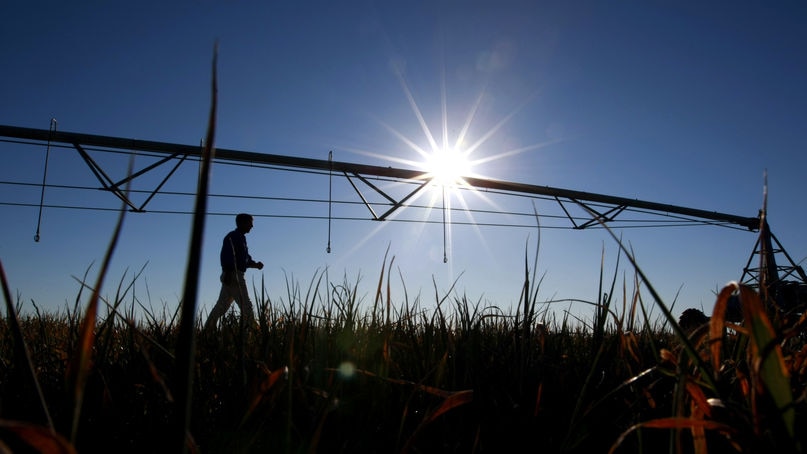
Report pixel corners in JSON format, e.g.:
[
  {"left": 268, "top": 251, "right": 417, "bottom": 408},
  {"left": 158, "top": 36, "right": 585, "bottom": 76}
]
[{"left": 204, "top": 213, "right": 264, "bottom": 330}]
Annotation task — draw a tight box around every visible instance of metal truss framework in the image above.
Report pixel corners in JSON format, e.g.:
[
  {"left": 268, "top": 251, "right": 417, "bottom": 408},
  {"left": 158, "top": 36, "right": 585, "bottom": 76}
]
[
  {"left": 0, "top": 124, "right": 762, "bottom": 226},
  {"left": 1, "top": 124, "right": 804, "bottom": 300}
]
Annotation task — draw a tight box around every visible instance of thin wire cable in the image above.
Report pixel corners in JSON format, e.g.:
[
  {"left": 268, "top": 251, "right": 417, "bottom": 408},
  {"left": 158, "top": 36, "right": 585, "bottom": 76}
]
[
  {"left": 0, "top": 179, "right": 748, "bottom": 231},
  {"left": 0, "top": 200, "right": 749, "bottom": 232},
  {"left": 34, "top": 118, "right": 56, "bottom": 242}
]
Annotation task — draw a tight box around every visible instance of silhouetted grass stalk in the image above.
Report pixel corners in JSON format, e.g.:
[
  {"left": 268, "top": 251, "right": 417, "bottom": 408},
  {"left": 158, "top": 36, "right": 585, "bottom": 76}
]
[
  {"left": 173, "top": 41, "right": 219, "bottom": 454},
  {"left": 68, "top": 152, "right": 131, "bottom": 444}
]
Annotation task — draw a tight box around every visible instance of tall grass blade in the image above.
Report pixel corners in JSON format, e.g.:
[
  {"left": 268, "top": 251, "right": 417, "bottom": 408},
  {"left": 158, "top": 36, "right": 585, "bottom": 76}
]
[
  {"left": 173, "top": 41, "right": 218, "bottom": 454},
  {"left": 710, "top": 284, "right": 735, "bottom": 378},
  {"left": 67, "top": 156, "right": 130, "bottom": 444},
  {"left": 576, "top": 203, "right": 716, "bottom": 390},
  {"left": 372, "top": 244, "right": 391, "bottom": 327}
]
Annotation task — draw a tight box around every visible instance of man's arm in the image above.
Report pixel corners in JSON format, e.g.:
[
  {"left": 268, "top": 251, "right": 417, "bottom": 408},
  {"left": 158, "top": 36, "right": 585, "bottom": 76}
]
[{"left": 247, "top": 259, "right": 264, "bottom": 270}]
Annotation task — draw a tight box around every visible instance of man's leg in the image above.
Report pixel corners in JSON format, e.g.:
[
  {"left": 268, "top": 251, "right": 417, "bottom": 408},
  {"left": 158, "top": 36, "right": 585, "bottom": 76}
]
[
  {"left": 205, "top": 284, "right": 234, "bottom": 331},
  {"left": 234, "top": 272, "right": 256, "bottom": 327}
]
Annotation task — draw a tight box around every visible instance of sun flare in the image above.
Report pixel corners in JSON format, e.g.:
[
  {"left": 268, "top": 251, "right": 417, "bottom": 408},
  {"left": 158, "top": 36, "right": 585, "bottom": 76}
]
[
  {"left": 425, "top": 146, "right": 472, "bottom": 187},
  {"left": 339, "top": 60, "right": 549, "bottom": 266}
]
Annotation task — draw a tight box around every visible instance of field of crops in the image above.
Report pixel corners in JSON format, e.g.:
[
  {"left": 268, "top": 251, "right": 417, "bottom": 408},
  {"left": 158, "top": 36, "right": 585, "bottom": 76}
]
[{"left": 2, "top": 254, "right": 806, "bottom": 453}]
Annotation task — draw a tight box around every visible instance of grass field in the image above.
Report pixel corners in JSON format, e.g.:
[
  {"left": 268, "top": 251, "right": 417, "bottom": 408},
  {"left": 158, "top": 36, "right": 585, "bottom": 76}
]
[{"left": 2, "top": 250, "right": 806, "bottom": 453}]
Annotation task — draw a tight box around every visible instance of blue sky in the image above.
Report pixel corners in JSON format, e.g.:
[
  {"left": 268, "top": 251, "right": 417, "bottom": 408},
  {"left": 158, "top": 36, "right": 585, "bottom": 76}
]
[{"left": 1, "top": 1, "right": 805, "bottom": 324}]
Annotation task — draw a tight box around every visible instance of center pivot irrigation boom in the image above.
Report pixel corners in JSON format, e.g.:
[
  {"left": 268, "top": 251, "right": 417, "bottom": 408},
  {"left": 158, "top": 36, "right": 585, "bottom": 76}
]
[{"left": 0, "top": 124, "right": 804, "bottom": 311}]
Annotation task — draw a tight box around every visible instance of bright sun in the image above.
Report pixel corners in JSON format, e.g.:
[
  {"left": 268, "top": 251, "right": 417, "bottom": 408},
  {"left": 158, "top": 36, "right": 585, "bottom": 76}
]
[
  {"left": 425, "top": 146, "right": 472, "bottom": 187},
  {"left": 341, "top": 67, "right": 548, "bottom": 265}
]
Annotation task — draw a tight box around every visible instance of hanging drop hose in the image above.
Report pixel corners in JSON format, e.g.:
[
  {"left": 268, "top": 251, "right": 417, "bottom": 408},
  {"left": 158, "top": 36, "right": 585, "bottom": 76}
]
[
  {"left": 442, "top": 185, "right": 447, "bottom": 263},
  {"left": 34, "top": 118, "right": 57, "bottom": 242},
  {"left": 327, "top": 150, "right": 333, "bottom": 253}
]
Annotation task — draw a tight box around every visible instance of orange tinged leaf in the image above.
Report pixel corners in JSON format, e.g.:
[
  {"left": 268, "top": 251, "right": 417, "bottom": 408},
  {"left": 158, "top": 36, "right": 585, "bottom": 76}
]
[
  {"left": 609, "top": 418, "right": 738, "bottom": 454},
  {"left": 422, "top": 389, "right": 474, "bottom": 425},
  {"left": 710, "top": 283, "right": 736, "bottom": 378},
  {"left": 685, "top": 380, "right": 712, "bottom": 419},
  {"left": 402, "top": 389, "right": 474, "bottom": 453},
  {"left": 244, "top": 366, "right": 289, "bottom": 419},
  {"left": 533, "top": 382, "right": 543, "bottom": 417},
  {"left": 659, "top": 348, "right": 677, "bottom": 367},
  {"left": 642, "top": 417, "right": 730, "bottom": 430},
  {"left": 0, "top": 420, "right": 76, "bottom": 454},
  {"left": 738, "top": 285, "right": 796, "bottom": 439}
]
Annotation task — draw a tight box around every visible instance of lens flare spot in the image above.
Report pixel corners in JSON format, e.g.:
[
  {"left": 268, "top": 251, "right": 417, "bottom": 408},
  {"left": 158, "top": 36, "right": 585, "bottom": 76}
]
[{"left": 338, "top": 361, "right": 356, "bottom": 378}]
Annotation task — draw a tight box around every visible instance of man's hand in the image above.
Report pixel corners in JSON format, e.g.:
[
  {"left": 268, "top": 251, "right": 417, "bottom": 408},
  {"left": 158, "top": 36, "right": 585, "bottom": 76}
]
[{"left": 256, "top": 261, "right": 264, "bottom": 270}]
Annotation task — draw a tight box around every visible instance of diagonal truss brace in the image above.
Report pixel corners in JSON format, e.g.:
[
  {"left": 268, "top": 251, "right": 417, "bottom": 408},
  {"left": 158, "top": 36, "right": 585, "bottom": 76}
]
[
  {"left": 73, "top": 143, "right": 189, "bottom": 212},
  {"left": 344, "top": 171, "right": 433, "bottom": 221},
  {"left": 554, "top": 196, "right": 628, "bottom": 229}
]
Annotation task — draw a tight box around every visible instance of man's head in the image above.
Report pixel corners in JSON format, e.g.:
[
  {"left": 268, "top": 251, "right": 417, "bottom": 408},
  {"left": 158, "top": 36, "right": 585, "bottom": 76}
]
[{"left": 235, "top": 213, "right": 254, "bottom": 233}]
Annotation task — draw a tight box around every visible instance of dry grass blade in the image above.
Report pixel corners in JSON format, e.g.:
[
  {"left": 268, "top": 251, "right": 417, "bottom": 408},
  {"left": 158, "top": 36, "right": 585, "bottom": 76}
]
[
  {"left": 710, "top": 283, "right": 736, "bottom": 379},
  {"left": 608, "top": 417, "right": 739, "bottom": 454},
  {"left": 402, "top": 389, "right": 474, "bottom": 453},
  {"left": 685, "top": 380, "right": 712, "bottom": 419},
  {"left": 421, "top": 389, "right": 473, "bottom": 423},
  {"left": 241, "top": 366, "right": 289, "bottom": 424},
  {"left": 0, "top": 420, "right": 76, "bottom": 454}
]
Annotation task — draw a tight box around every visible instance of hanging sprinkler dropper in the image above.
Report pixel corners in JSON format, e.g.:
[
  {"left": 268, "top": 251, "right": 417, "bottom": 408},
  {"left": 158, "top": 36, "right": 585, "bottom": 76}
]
[
  {"left": 34, "top": 118, "right": 57, "bottom": 242},
  {"left": 442, "top": 186, "right": 448, "bottom": 263},
  {"left": 326, "top": 150, "right": 333, "bottom": 253}
]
